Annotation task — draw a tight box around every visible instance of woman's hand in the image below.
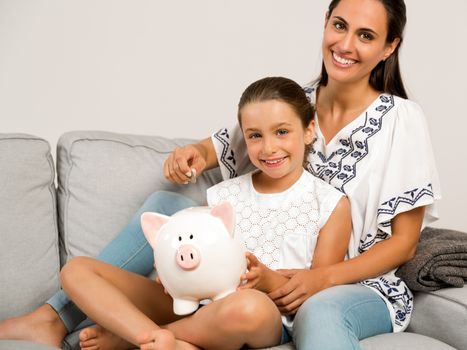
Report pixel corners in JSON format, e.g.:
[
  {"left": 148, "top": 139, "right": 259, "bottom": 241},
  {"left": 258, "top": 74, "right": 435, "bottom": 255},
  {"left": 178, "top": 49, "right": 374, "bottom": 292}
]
[
  {"left": 164, "top": 144, "right": 207, "bottom": 184},
  {"left": 164, "top": 137, "right": 218, "bottom": 184},
  {"left": 268, "top": 267, "right": 330, "bottom": 315}
]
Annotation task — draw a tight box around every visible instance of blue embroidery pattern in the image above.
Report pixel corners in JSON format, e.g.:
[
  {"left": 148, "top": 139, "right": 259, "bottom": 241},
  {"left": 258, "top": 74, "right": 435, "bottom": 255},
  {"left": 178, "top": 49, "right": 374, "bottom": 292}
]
[
  {"left": 308, "top": 95, "right": 394, "bottom": 192},
  {"left": 360, "top": 277, "right": 413, "bottom": 329},
  {"left": 359, "top": 229, "right": 389, "bottom": 254},
  {"left": 378, "top": 184, "right": 434, "bottom": 219},
  {"left": 213, "top": 128, "right": 237, "bottom": 179}
]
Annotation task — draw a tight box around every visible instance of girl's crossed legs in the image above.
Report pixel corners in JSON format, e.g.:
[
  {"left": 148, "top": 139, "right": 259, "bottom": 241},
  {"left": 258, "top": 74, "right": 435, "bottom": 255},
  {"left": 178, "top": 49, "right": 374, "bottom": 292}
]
[
  {"left": 0, "top": 191, "right": 195, "bottom": 348},
  {"left": 61, "top": 257, "right": 283, "bottom": 350}
]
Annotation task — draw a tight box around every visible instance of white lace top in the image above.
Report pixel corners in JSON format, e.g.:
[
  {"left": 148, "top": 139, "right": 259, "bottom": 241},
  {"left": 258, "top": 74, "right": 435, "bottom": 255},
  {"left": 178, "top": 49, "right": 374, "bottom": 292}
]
[
  {"left": 207, "top": 169, "right": 344, "bottom": 331},
  {"left": 207, "top": 170, "right": 344, "bottom": 270}
]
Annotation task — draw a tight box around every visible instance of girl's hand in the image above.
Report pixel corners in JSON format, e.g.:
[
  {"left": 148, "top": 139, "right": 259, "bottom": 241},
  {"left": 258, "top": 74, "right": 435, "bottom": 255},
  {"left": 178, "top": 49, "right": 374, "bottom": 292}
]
[
  {"left": 164, "top": 144, "right": 207, "bottom": 184},
  {"left": 155, "top": 276, "right": 169, "bottom": 295},
  {"left": 268, "top": 267, "right": 329, "bottom": 315},
  {"left": 238, "top": 252, "right": 270, "bottom": 292}
]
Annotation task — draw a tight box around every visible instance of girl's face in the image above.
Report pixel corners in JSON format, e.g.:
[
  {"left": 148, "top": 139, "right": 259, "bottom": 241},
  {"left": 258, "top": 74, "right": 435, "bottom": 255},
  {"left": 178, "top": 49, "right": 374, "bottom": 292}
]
[
  {"left": 240, "top": 100, "right": 314, "bottom": 191},
  {"left": 322, "top": 0, "right": 399, "bottom": 86}
]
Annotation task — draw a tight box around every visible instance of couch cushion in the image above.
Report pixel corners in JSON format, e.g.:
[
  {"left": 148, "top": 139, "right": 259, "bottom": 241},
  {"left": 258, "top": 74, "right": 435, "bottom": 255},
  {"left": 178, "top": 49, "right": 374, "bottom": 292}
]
[
  {"left": 0, "top": 134, "right": 60, "bottom": 319},
  {"left": 56, "top": 131, "right": 222, "bottom": 261},
  {"left": 254, "top": 332, "right": 455, "bottom": 350},
  {"left": 407, "top": 286, "right": 467, "bottom": 350}
]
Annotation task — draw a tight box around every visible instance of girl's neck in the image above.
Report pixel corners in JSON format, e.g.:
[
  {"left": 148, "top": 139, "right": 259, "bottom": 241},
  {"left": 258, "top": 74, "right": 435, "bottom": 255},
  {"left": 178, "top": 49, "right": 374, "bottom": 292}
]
[{"left": 252, "top": 168, "right": 304, "bottom": 194}]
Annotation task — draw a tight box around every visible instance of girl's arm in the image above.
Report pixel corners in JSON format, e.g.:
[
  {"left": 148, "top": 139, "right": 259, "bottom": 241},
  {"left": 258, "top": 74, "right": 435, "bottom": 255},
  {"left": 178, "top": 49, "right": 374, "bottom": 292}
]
[
  {"left": 269, "top": 205, "right": 425, "bottom": 314},
  {"left": 238, "top": 252, "right": 289, "bottom": 293},
  {"left": 164, "top": 137, "right": 218, "bottom": 184}
]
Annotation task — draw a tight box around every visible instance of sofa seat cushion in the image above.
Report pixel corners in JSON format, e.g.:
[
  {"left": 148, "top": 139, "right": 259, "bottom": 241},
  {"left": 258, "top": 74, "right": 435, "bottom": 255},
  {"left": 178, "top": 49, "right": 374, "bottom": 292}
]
[
  {"left": 0, "top": 134, "right": 60, "bottom": 319},
  {"left": 408, "top": 286, "right": 467, "bottom": 350},
  {"left": 252, "top": 332, "right": 455, "bottom": 349},
  {"left": 56, "top": 131, "right": 222, "bottom": 261}
]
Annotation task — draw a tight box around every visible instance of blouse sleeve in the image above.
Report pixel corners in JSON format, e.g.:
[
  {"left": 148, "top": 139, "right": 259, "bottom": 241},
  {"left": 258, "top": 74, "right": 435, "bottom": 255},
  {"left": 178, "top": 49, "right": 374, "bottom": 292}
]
[
  {"left": 211, "top": 125, "right": 255, "bottom": 181},
  {"left": 376, "top": 100, "right": 441, "bottom": 234}
]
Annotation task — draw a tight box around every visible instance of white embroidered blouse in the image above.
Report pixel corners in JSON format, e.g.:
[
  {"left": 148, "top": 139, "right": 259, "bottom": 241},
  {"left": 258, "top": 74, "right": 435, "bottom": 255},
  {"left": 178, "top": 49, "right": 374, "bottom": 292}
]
[{"left": 210, "top": 84, "right": 441, "bottom": 332}]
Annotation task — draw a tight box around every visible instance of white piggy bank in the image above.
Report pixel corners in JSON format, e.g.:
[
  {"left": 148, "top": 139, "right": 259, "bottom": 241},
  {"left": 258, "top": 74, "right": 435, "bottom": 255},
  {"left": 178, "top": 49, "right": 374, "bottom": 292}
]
[{"left": 141, "top": 201, "right": 247, "bottom": 315}]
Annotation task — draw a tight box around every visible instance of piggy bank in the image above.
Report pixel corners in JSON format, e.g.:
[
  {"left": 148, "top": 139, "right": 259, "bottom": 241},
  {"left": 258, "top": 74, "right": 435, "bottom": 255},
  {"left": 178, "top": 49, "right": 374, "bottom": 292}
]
[{"left": 141, "top": 201, "right": 247, "bottom": 315}]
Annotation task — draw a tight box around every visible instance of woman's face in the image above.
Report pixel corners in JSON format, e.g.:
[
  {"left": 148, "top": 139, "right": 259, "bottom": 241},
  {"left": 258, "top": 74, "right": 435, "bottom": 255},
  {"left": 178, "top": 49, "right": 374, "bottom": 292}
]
[{"left": 322, "top": 0, "right": 399, "bottom": 86}]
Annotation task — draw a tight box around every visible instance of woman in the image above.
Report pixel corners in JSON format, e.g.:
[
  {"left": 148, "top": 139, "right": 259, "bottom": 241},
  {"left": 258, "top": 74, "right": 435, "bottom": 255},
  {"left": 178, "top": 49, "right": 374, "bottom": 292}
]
[
  {"left": 165, "top": 0, "right": 440, "bottom": 348},
  {"left": 0, "top": 0, "right": 440, "bottom": 349}
]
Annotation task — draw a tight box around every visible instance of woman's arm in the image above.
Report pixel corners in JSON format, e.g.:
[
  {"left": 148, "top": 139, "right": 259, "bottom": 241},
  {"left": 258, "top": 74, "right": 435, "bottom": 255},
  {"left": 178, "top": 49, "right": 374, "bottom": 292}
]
[
  {"left": 164, "top": 137, "right": 218, "bottom": 184},
  {"left": 269, "top": 205, "right": 425, "bottom": 314}
]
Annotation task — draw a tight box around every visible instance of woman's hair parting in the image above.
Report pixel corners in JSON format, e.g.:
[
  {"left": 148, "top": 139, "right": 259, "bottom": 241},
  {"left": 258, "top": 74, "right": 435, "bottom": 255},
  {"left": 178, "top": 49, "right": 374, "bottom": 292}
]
[
  {"left": 237, "top": 76, "right": 315, "bottom": 165},
  {"left": 319, "top": 0, "right": 408, "bottom": 98}
]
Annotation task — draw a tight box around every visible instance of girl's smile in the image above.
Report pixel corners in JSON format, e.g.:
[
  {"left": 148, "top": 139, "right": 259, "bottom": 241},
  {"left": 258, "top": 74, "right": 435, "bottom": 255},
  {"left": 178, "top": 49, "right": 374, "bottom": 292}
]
[{"left": 239, "top": 99, "right": 314, "bottom": 193}]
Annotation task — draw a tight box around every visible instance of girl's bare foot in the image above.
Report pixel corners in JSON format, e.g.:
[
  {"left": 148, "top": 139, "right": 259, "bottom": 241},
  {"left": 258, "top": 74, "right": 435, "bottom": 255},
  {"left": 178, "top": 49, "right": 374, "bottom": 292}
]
[
  {"left": 79, "top": 325, "right": 133, "bottom": 350},
  {"left": 138, "top": 329, "right": 176, "bottom": 350},
  {"left": 0, "top": 304, "right": 66, "bottom": 348},
  {"left": 137, "top": 329, "right": 200, "bottom": 350}
]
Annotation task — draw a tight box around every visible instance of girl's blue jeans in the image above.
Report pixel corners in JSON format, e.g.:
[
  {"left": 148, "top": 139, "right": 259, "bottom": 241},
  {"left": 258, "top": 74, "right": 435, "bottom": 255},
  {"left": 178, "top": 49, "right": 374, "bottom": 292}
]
[
  {"left": 47, "top": 191, "right": 197, "bottom": 332},
  {"left": 48, "top": 191, "right": 393, "bottom": 348}
]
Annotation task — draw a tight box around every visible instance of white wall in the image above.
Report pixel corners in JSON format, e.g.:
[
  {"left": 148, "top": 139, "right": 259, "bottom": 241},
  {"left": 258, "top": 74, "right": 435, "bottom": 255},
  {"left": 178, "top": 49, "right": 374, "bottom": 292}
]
[{"left": 1, "top": 0, "right": 466, "bottom": 231}]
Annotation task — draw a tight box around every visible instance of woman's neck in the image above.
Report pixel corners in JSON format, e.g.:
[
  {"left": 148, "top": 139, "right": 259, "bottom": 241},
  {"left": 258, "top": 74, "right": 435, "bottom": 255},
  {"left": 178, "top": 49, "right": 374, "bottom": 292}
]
[
  {"left": 315, "top": 80, "right": 381, "bottom": 145},
  {"left": 318, "top": 80, "right": 379, "bottom": 117}
]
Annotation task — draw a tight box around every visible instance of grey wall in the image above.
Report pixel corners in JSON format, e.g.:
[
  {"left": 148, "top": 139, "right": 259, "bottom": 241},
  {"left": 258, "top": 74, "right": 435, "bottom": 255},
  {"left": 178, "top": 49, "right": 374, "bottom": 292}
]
[{"left": 1, "top": 0, "right": 466, "bottom": 231}]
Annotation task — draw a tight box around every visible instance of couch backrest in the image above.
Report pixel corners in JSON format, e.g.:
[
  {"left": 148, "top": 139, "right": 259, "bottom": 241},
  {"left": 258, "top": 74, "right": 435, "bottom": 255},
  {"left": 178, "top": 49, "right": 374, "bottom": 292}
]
[
  {"left": 56, "top": 131, "right": 222, "bottom": 263},
  {"left": 0, "top": 134, "right": 60, "bottom": 319}
]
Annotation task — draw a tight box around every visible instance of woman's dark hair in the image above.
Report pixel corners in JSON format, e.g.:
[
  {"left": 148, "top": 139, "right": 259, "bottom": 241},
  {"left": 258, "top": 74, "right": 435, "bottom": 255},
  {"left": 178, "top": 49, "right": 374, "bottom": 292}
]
[
  {"left": 237, "top": 76, "right": 314, "bottom": 165},
  {"left": 319, "top": 0, "right": 408, "bottom": 98}
]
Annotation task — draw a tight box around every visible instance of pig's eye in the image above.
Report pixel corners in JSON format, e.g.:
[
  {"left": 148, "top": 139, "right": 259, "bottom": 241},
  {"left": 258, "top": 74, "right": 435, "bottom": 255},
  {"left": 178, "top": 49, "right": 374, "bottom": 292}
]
[
  {"left": 178, "top": 236, "right": 182, "bottom": 241},
  {"left": 189, "top": 234, "right": 194, "bottom": 239}
]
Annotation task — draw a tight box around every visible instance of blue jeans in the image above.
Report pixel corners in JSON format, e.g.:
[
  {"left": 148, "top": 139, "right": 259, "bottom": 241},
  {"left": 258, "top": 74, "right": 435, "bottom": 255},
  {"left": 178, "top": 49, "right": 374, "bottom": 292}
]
[
  {"left": 293, "top": 284, "right": 393, "bottom": 350},
  {"left": 47, "top": 191, "right": 197, "bottom": 332}
]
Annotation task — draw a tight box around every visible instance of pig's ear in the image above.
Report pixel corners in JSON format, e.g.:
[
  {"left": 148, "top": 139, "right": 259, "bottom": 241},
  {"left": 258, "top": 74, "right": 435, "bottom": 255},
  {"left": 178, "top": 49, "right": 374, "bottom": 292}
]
[
  {"left": 210, "top": 201, "right": 235, "bottom": 237},
  {"left": 140, "top": 212, "right": 169, "bottom": 248}
]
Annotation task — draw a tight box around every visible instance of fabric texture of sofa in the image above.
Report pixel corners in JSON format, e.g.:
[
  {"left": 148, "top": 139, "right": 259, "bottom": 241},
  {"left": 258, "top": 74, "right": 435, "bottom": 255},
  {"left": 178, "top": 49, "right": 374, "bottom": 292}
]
[{"left": 0, "top": 131, "right": 465, "bottom": 350}]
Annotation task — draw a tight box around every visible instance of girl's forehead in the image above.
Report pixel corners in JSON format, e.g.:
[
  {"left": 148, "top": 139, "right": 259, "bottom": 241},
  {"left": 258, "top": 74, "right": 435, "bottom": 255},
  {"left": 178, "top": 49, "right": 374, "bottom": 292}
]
[{"left": 240, "top": 100, "right": 301, "bottom": 128}]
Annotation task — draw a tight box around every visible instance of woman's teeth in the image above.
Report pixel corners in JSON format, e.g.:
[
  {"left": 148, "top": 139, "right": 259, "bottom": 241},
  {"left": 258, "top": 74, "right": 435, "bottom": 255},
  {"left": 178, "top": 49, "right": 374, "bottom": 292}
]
[{"left": 333, "top": 52, "right": 356, "bottom": 65}]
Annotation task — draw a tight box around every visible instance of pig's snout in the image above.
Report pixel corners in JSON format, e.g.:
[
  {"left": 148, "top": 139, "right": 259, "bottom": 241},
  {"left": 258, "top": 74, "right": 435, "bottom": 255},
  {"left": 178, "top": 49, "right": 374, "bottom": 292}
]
[{"left": 176, "top": 245, "right": 201, "bottom": 270}]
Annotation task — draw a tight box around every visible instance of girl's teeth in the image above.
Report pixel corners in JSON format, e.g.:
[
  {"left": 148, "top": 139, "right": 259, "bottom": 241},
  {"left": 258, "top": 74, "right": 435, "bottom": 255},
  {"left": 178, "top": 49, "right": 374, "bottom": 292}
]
[
  {"left": 264, "top": 159, "right": 282, "bottom": 164},
  {"left": 333, "top": 52, "right": 355, "bottom": 65}
]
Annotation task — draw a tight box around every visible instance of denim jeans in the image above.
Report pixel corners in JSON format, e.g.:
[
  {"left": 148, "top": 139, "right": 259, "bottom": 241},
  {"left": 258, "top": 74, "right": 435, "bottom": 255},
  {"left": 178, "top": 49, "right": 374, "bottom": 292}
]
[
  {"left": 293, "top": 284, "right": 393, "bottom": 350},
  {"left": 47, "top": 191, "right": 196, "bottom": 332}
]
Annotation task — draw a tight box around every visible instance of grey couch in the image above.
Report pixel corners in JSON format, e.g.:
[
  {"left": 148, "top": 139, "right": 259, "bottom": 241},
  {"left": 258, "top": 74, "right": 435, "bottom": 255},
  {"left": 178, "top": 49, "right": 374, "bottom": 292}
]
[{"left": 0, "top": 131, "right": 465, "bottom": 350}]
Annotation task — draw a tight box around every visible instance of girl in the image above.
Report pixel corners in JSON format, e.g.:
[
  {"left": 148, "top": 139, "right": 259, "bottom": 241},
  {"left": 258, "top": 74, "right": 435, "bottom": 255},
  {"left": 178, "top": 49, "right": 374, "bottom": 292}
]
[{"left": 58, "top": 76, "right": 351, "bottom": 350}]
